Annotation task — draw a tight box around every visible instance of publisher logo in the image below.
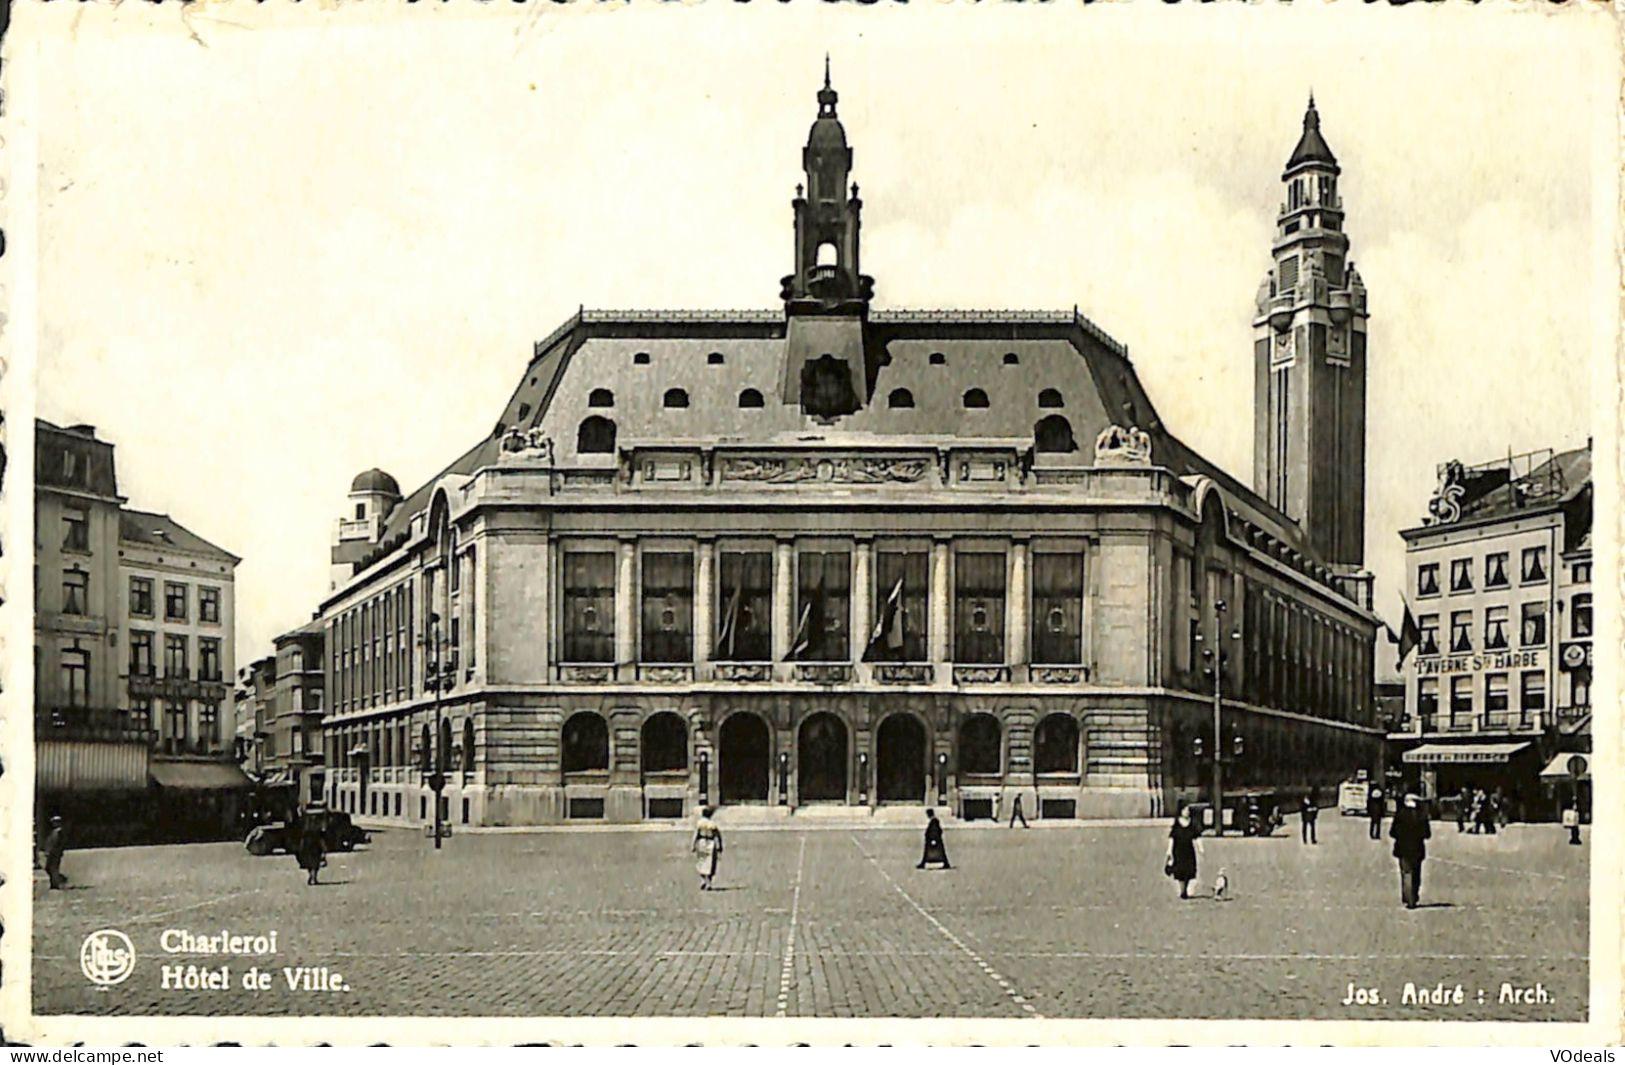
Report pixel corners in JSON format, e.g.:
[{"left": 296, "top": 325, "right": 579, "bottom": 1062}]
[{"left": 80, "top": 929, "right": 135, "bottom": 987}]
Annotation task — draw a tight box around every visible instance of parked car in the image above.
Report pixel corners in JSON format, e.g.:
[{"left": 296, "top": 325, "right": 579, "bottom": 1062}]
[{"left": 244, "top": 810, "right": 370, "bottom": 856}]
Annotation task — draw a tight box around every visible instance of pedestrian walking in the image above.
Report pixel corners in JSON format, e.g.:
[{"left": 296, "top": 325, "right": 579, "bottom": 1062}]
[
  {"left": 917, "top": 809, "right": 951, "bottom": 870},
  {"left": 692, "top": 806, "right": 724, "bottom": 890},
  {"left": 40, "top": 815, "right": 68, "bottom": 890},
  {"left": 1300, "top": 787, "right": 1319, "bottom": 844},
  {"left": 1476, "top": 789, "right": 1497, "bottom": 836},
  {"left": 294, "top": 816, "right": 326, "bottom": 886},
  {"left": 1562, "top": 802, "right": 1582, "bottom": 846},
  {"left": 1389, "top": 792, "right": 1432, "bottom": 909},
  {"left": 1455, "top": 787, "right": 1469, "bottom": 833},
  {"left": 1008, "top": 793, "right": 1029, "bottom": 829},
  {"left": 1367, "top": 787, "right": 1384, "bottom": 840},
  {"left": 1165, "top": 804, "right": 1202, "bottom": 899}
]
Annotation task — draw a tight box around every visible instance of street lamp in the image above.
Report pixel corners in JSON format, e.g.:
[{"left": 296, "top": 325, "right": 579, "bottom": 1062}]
[
  {"left": 1197, "top": 599, "right": 1243, "bottom": 835},
  {"left": 423, "top": 609, "right": 456, "bottom": 850}
]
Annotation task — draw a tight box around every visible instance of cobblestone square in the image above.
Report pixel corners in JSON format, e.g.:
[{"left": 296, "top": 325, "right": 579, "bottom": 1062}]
[{"left": 33, "top": 814, "right": 1587, "bottom": 1020}]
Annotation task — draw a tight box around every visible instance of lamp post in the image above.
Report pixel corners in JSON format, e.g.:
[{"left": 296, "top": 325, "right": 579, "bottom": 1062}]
[
  {"left": 1198, "top": 599, "right": 1242, "bottom": 835},
  {"left": 423, "top": 610, "right": 456, "bottom": 851}
]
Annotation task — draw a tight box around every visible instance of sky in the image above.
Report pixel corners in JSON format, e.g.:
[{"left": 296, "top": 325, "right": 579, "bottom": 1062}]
[{"left": 23, "top": 3, "right": 1617, "bottom": 672}]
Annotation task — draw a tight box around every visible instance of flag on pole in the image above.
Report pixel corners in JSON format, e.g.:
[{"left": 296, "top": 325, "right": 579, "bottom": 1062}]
[
  {"left": 1392, "top": 597, "right": 1421, "bottom": 671},
  {"left": 864, "top": 578, "right": 905, "bottom": 661},
  {"left": 788, "top": 579, "right": 825, "bottom": 660},
  {"left": 715, "top": 584, "right": 742, "bottom": 658}
]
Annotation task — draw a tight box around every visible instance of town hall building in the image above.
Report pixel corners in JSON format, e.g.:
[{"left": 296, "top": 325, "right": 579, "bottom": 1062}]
[{"left": 319, "top": 78, "right": 1382, "bottom": 826}]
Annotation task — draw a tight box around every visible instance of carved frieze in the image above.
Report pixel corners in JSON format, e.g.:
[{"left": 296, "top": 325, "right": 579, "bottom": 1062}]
[
  {"left": 952, "top": 665, "right": 1011, "bottom": 685},
  {"left": 794, "top": 663, "right": 853, "bottom": 685},
  {"left": 558, "top": 665, "right": 613, "bottom": 683},
  {"left": 874, "top": 664, "right": 933, "bottom": 684},
  {"left": 714, "top": 663, "right": 772, "bottom": 683},
  {"left": 1031, "top": 666, "right": 1090, "bottom": 684},
  {"left": 638, "top": 666, "right": 694, "bottom": 684},
  {"left": 721, "top": 456, "right": 929, "bottom": 485}
]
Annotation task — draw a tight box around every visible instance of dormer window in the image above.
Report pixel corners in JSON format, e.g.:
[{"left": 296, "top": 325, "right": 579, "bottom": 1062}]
[
  {"left": 663, "top": 388, "right": 690, "bottom": 409},
  {"left": 738, "top": 389, "right": 764, "bottom": 408},
  {"left": 962, "top": 388, "right": 989, "bottom": 409},
  {"left": 929, "top": 352, "right": 947, "bottom": 366},
  {"left": 588, "top": 388, "right": 615, "bottom": 408},
  {"left": 887, "top": 388, "right": 915, "bottom": 409},
  {"left": 577, "top": 416, "right": 616, "bottom": 454},
  {"left": 1038, "top": 388, "right": 1064, "bottom": 409},
  {"left": 708, "top": 352, "right": 726, "bottom": 366},
  {"left": 633, "top": 351, "right": 651, "bottom": 366},
  {"left": 1002, "top": 352, "right": 1020, "bottom": 366}
]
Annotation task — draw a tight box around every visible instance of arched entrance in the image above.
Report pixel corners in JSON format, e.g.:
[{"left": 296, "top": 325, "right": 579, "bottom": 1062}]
[
  {"left": 798, "top": 712, "right": 848, "bottom": 802},
  {"left": 718, "top": 712, "right": 770, "bottom": 804},
  {"left": 876, "top": 713, "right": 927, "bottom": 803}
]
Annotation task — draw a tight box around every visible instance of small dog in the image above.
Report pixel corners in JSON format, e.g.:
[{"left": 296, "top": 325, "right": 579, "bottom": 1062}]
[{"left": 1212, "top": 868, "right": 1230, "bottom": 901}]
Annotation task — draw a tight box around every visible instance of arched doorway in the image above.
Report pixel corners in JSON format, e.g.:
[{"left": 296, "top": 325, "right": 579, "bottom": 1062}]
[
  {"left": 718, "top": 712, "right": 770, "bottom": 803},
  {"left": 798, "top": 712, "right": 848, "bottom": 802},
  {"left": 641, "top": 712, "right": 688, "bottom": 775},
  {"left": 876, "top": 713, "right": 927, "bottom": 803}
]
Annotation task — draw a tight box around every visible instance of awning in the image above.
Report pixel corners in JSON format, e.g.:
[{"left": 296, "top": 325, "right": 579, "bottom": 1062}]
[
  {"left": 150, "top": 762, "right": 255, "bottom": 791},
  {"left": 1539, "top": 752, "right": 1590, "bottom": 781},
  {"left": 1402, "top": 742, "right": 1531, "bottom": 765}
]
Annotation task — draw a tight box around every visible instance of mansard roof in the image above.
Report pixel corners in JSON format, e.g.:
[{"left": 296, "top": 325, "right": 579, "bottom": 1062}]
[{"left": 120, "top": 508, "right": 240, "bottom": 564}]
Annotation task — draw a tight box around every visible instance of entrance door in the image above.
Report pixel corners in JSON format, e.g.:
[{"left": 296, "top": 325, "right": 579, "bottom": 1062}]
[
  {"left": 876, "top": 713, "right": 927, "bottom": 803},
  {"left": 719, "top": 712, "right": 770, "bottom": 803},
  {"left": 798, "top": 712, "right": 848, "bottom": 802}
]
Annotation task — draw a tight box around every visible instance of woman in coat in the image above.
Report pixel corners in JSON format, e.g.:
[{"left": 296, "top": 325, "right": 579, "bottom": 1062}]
[
  {"left": 1165, "top": 804, "right": 1203, "bottom": 899},
  {"left": 295, "top": 818, "right": 327, "bottom": 886},
  {"left": 692, "top": 807, "right": 723, "bottom": 891}
]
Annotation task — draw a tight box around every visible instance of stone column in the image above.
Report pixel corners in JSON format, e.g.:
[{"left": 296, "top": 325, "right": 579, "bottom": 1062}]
[
  {"left": 852, "top": 538, "right": 874, "bottom": 664},
  {"left": 1008, "top": 538, "right": 1029, "bottom": 670},
  {"left": 930, "top": 538, "right": 951, "bottom": 675},
  {"left": 773, "top": 538, "right": 794, "bottom": 664},
  {"left": 616, "top": 538, "right": 637, "bottom": 673},
  {"left": 695, "top": 539, "right": 716, "bottom": 665},
  {"left": 537, "top": 537, "right": 553, "bottom": 678}
]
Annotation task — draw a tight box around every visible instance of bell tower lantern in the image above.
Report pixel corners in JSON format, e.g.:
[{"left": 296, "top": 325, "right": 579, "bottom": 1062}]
[{"left": 781, "top": 59, "right": 874, "bottom": 316}]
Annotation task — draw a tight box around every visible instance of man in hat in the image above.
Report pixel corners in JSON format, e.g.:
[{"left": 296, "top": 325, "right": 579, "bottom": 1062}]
[
  {"left": 917, "top": 809, "right": 951, "bottom": 870},
  {"left": 41, "top": 815, "right": 68, "bottom": 890},
  {"left": 1389, "top": 793, "right": 1431, "bottom": 909}
]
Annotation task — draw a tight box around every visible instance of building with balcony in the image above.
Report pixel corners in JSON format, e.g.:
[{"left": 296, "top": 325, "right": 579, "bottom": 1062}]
[
  {"left": 320, "top": 82, "right": 1382, "bottom": 827},
  {"left": 1392, "top": 442, "right": 1592, "bottom": 820},
  {"left": 267, "top": 622, "right": 327, "bottom": 810}
]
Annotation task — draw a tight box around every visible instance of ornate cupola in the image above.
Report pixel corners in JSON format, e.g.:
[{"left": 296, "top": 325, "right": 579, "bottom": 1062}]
[{"left": 779, "top": 61, "right": 876, "bottom": 421}]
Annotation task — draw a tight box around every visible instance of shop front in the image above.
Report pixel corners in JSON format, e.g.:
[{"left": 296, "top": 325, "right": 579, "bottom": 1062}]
[{"left": 1400, "top": 741, "right": 1543, "bottom": 822}]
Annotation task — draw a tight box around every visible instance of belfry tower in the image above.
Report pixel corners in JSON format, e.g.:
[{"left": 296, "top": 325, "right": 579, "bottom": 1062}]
[
  {"left": 1252, "top": 98, "right": 1371, "bottom": 598},
  {"left": 779, "top": 61, "right": 876, "bottom": 419}
]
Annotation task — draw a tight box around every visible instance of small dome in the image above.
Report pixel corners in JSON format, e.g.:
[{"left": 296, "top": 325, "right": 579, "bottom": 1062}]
[
  {"left": 350, "top": 468, "right": 401, "bottom": 497},
  {"left": 807, "top": 116, "right": 848, "bottom": 153}
]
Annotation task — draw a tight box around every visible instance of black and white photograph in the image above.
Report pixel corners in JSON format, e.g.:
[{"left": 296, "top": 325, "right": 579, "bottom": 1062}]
[{"left": 3, "top": 1, "right": 1619, "bottom": 1046}]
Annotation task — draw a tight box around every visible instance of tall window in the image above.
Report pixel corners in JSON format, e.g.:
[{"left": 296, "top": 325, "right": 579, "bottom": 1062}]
[
  {"left": 199, "top": 637, "right": 222, "bottom": 681},
  {"left": 1520, "top": 671, "right": 1546, "bottom": 724},
  {"left": 165, "top": 581, "right": 188, "bottom": 622},
  {"left": 129, "top": 577, "right": 154, "bottom": 617},
  {"left": 562, "top": 712, "right": 610, "bottom": 773},
  {"left": 165, "top": 634, "right": 189, "bottom": 677},
  {"left": 1484, "top": 673, "right": 1509, "bottom": 725},
  {"left": 165, "top": 700, "right": 188, "bottom": 743},
  {"left": 1521, "top": 601, "right": 1547, "bottom": 646},
  {"left": 640, "top": 552, "right": 694, "bottom": 663},
  {"left": 1483, "top": 606, "right": 1509, "bottom": 650},
  {"left": 1417, "top": 677, "right": 1439, "bottom": 728},
  {"left": 129, "top": 696, "right": 152, "bottom": 731},
  {"left": 1418, "top": 614, "right": 1440, "bottom": 655},
  {"left": 1520, "top": 545, "right": 1547, "bottom": 584},
  {"left": 62, "top": 506, "right": 89, "bottom": 552},
  {"left": 871, "top": 549, "right": 928, "bottom": 662},
  {"left": 715, "top": 551, "right": 772, "bottom": 662},
  {"left": 61, "top": 648, "right": 90, "bottom": 708},
  {"left": 1572, "top": 593, "right": 1592, "bottom": 637},
  {"left": 1033, "top": 714, "right": 1080, "bottom": 774},
  {"left": 62, "top": 570, "right": 88, "bottom": 615},
  {"left": 562, "top": 552, "right": 615, "bottom": 663},
  {"left": 129, "top": 630, "right": 154, "bottom": 677},
  {"left": 1449, "top": 611, "right": 1472, "bottom": 654},
  {"left": 199, "top": 586, "right": 221, "bottom": 624},
  {"left": 200, "top": 701, "right": 220, "bottom": 745},
  {"left": 1449, "top": 675, "right": 1473, "bottom": 727},
  {"left": 1484, "top": 552, "right": 1509, "bottom": 589},
  {"left": 1031, "top": 552, "right": 1084, "bottom": 664},
  {"left": 954, "top": 551, "right": 1006, "bottom": 664},
  {"left": 793, "top": 550, "right": 850, "bottom": 661},
  {"left": 1416, "top": 563, "right": 1440, "bottom": 598},
  {"left": 1449, "top": 558, "right": 1473, "bottom": 593}
]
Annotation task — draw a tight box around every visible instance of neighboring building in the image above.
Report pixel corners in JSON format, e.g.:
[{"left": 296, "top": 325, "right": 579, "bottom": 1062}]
[
  {"left": 1392, "top": 442, "right": 1592, "bottom": 820},
  {"left": 319, "top": 82, "right": 1383, "bottom": 828},
  {"left": 33, "top": 419, "right": 250, "bottom": 844},
  {"left": 34, "top": 421, "right": 149, "bottom": 845},
  {"left": 269, "top": 622, "right": 327, "bottom": 809}
]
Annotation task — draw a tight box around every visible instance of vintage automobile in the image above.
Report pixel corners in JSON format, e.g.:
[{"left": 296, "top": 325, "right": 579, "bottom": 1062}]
[{"left": 244, "top": 810, "right": 370, "bottom": 856}]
